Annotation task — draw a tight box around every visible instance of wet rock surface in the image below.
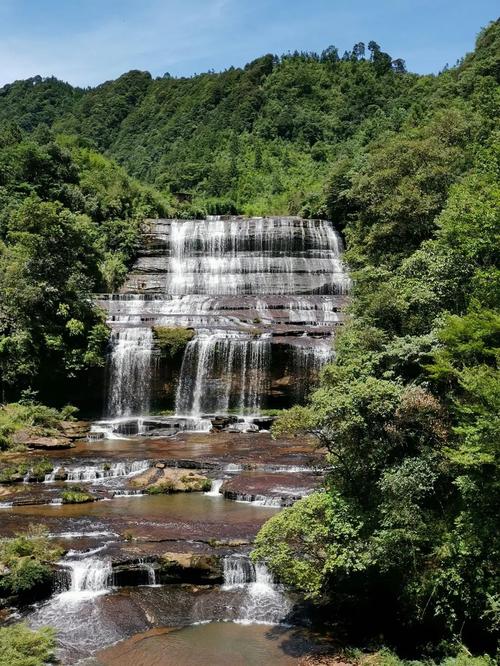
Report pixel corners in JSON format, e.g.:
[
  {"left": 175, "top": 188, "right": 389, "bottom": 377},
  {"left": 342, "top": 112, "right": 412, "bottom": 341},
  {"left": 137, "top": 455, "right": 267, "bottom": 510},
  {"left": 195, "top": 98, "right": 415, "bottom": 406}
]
[
  {"left": 130, "top": 466, "right": 211, "bottom": 493},
  {"left": 0, "top": 431, "right": 325, "bottom": 664},
  {"left": 221, "top": 471, "right": 321, "bottom": 506}
]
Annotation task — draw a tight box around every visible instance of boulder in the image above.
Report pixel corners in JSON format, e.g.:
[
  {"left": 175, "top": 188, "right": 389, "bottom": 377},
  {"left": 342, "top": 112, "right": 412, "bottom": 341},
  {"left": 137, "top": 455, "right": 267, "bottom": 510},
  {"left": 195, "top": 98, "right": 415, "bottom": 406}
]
[
  {"left": 130, "top": 467, "right": 211, "bottom": 493},
  {"left": 211, "top": 415, "right": 238, "bottom": 431},
  {"left": 227, "top": 422, "right": 259, "bottom": 433},
  {"left": 26, "top": 436, "right": 74, "bottom": 450},
  {"left": 12, "top": 429, "right": 74, "bottom": 449},
  {"left": 58, "top": 420, "right": 91, "bottom": 440},
  {"left": 160, "top": 551, "right": 222, "bottom": 583}
]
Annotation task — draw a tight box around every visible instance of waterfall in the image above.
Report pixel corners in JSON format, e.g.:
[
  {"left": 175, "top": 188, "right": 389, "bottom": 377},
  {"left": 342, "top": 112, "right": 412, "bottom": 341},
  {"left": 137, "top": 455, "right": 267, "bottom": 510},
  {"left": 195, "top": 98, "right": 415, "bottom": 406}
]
[
  {"left": 60, "top": 557, "right": 113, "bottom": 599},
  {"left": 112, "top": 489, "right": 145, "bottom": 497},
  {"left": 239, "top": 563, "right": 291, "bottom": 625},
  {"left": 205, "top": 479, "right": 224, "bottom": 496},
  {"left": 223, "top": 554, "right": 256, "bottom": 589},
  {"left": 165, "top": 217, "right": 349, "bottom": 296},
  {"left": 137, "top": 559, "right": 158, "bottom": 586},
  {"left": 235, "top": 494, "right": 284, "bottom": 507},
  {"left": 98, "top": 217, "right": 349, "bottom": 423},
  {"left": 46, "top": 460, "right": 149, "bottom": 484},
  {"left": 222, "top": 555, "right": 291, "bottom": 624},
  {"left": 175, "top": 332, "right": 271, "bottom": 416},
  {"left": 43, "top": 469, "right": 57, "bottom": 483},
  {"left": 106, "top": 328, "right": 154, "bottom": 417},
  {"left": 290, "top": 341, "right": 333, "bottom": 402}
]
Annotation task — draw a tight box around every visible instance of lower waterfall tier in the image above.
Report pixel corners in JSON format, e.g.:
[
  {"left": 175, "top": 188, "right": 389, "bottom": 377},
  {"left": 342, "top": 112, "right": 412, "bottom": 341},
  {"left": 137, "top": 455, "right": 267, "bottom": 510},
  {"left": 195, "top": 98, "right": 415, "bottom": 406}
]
[{"left": 105, "top": 328, "right": 333, "bottom": 419}]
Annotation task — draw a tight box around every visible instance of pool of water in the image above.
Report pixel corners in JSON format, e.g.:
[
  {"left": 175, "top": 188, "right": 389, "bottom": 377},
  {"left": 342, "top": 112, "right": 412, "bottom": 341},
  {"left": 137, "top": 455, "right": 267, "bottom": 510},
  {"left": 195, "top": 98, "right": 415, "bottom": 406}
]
[
  {"left": 85, "top": 622, "right": 326, "bottom": 666},
  {"left": 1, "top": 491, "right": 278, "bottom": 525}
]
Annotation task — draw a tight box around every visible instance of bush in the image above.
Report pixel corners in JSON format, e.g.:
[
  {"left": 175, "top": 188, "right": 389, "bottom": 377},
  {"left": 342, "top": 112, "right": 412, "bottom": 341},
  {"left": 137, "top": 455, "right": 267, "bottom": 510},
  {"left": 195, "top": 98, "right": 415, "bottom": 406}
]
[
  {"left": 29, "top": 459, "right": 53, "bottom": 482},
  {"left": 0, "top": 624, "right": 55, "bottom": 666},
  {"left": 0, "top": 558, "right": 52, "bottom": 596},
  {"left": 146, "top": 480, "right": 176, "bottom": 494},
  {"left": 0, "top": 463, "right": 28, "bottom": 483},
  {"left": 0, "top": 525, "right": 62, "bottom": 599},
  {"left": 252, "top": 491, "right": 366, "bottom": 599},
  {"left": 61, "top": 486, "right": 95, "bottom": 504},
  {"left": 152, "top": 327, "right": 194, "bottom": 357}
]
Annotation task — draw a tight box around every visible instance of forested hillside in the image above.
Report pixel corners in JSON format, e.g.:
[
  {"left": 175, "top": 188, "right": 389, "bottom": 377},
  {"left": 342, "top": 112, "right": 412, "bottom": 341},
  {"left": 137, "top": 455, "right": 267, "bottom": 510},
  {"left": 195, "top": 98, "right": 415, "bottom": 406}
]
[
  {"left": 254, "top": 19, "right": 500, "bottom": 658},
  {"left": 0, "top": 37, "right": 454, "bottom": 216},
  {"left": 0, "top": 128, "right": 170, "bottom": 403}
]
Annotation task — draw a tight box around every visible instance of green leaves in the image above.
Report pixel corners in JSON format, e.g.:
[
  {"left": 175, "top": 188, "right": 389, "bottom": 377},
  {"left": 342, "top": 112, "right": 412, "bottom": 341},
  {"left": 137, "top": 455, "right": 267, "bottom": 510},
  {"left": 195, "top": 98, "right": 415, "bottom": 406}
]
[
  {"left": 0, "top": 623, "right": 56, "bottom": 666},
  {"left": 252, "top": 491, "right": 366, "bottom": 599}
]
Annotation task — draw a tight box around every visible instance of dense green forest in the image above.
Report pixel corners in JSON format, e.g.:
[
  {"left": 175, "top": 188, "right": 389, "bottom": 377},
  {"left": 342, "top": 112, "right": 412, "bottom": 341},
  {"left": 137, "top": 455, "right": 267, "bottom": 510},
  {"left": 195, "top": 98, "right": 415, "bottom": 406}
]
[
  {"left": 0, "top": 128, "right": 171, "bottom": 403},
  {"left": 254, "top": 20, "right": 500, "bottom": 659},
  {"left": 0, "top": 17, "right": 498, "bottom": 662},
  {"left": 0, "top": 36, "right": 462, "bottom": 217}
]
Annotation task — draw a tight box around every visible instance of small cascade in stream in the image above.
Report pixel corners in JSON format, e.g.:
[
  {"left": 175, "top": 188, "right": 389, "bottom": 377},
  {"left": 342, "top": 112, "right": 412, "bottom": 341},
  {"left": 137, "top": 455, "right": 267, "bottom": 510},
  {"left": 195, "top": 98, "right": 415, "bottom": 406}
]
[
  {"left": 223, "top": 555, "right": 291, "bottom": 624},
  {"left": 205, "top": 479, "right": 224, "bottom": 496},
  {"left": 223, "top": 554, "right": 256, "bottom": 589},
  {"left": 44, "top": 460, "right": 149, "bottom": 484},
  {"left": 137, "top": 559, "right": 158, "bottom": 585},
  {"left": 43, "top": 469, "right": 57, "bottom": 483},
  {"left": 106, "top": 328, "right": 154, "bottom": 417},
  {"left": 59, "top": 557, "right": 113, "bottom": 599}
]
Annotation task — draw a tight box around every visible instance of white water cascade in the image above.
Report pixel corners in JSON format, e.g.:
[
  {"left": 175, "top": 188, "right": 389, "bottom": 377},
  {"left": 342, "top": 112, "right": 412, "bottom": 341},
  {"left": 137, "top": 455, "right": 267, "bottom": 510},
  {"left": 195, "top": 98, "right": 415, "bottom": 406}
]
[
  {"left": 175, "top": 331, "right": 271, "bottom": 416},
  {"left": 205, "top": 479, "right": 224, "bottom": 496},
  {"left": 97, "top": 217, "right": 349, "bottom": 424},
  {"left": 106, "top": 328, "right": 154, "bottom": 417},
  {"left": 44, "top": 460, "right": 149, "bottom": 484},
  {"left": 60, "top": 557, "right": 113, "bottom": 600},
  {"left": 223, "top": 554, "right": 291, "bottom": 624}
]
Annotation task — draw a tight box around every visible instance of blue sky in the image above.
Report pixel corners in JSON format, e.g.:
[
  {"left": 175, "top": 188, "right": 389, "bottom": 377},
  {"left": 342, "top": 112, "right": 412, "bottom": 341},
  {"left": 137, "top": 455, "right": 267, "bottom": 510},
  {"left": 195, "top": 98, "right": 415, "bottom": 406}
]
[{"left": 0, "top": 1, "right": 497, "bottom": 87}]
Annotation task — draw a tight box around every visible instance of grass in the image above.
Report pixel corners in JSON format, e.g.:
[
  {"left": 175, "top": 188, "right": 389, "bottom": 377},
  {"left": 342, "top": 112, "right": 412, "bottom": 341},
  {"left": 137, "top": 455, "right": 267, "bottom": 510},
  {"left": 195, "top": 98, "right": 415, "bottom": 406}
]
[
  {"left": 0, "top": 402, "right": 78, "bottom": 452},
  {"left": 61, "top": 486, "right": 95, "bottom": 504}
]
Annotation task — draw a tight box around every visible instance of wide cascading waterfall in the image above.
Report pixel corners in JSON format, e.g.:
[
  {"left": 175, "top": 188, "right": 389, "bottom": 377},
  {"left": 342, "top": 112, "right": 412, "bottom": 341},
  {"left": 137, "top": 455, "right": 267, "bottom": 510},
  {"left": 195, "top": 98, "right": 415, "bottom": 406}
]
[
  {"left": 97, "top": 216, "right": 350, "bottom": 424},
  {"left": 106, "top": 328, "right": 154, "bottom": 417}
]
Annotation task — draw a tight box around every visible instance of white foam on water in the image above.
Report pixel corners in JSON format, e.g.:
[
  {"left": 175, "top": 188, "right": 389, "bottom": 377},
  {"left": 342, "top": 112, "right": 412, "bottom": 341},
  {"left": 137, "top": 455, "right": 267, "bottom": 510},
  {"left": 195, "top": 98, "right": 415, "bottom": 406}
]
[
  {"left": 222, "top": 555, "right": 291, "bottom": 624},
  {"left": 57, "top": 557, "right": 113, "bottom": 601},
  {"left": 204, "top": 479, "right": 224, "bottom": 496}
]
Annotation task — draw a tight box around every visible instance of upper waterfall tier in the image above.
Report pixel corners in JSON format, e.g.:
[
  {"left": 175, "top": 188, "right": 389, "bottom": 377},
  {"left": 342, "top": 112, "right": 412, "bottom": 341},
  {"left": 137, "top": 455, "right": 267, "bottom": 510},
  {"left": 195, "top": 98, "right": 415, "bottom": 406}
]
[{"left": 121, "top": 217, "right": 350, "bottom": 297}]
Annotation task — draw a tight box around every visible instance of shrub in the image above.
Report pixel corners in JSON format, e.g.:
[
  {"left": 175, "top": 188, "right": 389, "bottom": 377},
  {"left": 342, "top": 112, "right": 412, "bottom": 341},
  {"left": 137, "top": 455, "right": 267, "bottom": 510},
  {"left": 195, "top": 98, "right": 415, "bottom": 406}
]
[
  {"left": 0, "top": 525, "right": 62, "bottom": 599},
  {"left": 61, "top": 486, "right": 95, "bottom": 504},
  {"left": 146, "top": 480, "right": 176, "bottom": 494},
  {"left": 0, "top": 624, "right": 55, "bottom": 666},
  {"left": 0, "top": 558, "right": 52, "bottom": 596},
  {"left": 0, "top": 463, "right": 28, "bottom": 483},
  {"left": 152, "top": 327, "right": 194, "bottom": 357},
  {"left": 29, "top": 459, "right": 53, "bottom": 482},
  {"left": 0, "top": 403, "right": 79, "bottom": 451}
]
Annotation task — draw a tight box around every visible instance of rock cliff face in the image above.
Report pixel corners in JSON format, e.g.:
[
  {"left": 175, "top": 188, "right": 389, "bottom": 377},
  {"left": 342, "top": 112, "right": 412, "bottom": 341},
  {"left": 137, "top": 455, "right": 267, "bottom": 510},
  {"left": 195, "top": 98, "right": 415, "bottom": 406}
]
[{"left": 95, "top": 216, "right": 349, "bottom": 428}]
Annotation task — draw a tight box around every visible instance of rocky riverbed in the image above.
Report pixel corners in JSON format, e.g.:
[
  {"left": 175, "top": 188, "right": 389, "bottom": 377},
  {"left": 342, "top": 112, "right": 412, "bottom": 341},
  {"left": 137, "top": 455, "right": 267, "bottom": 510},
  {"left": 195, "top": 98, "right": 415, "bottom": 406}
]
[{"left": 0, "top": 430, "right": 328, "bottom": 664}]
